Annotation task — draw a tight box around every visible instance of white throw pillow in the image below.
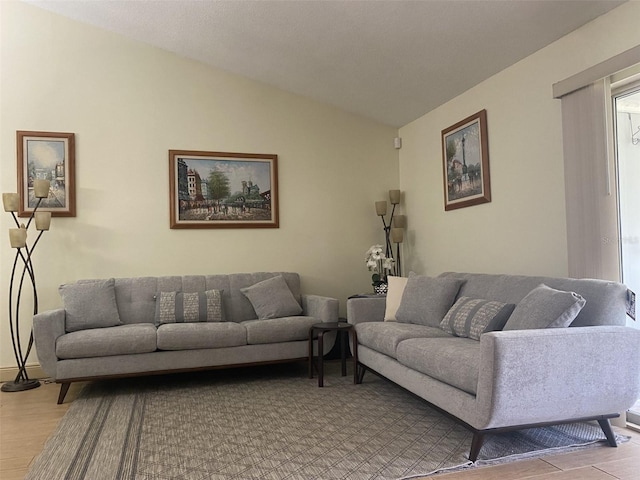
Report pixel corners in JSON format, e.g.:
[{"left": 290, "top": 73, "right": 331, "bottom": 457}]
[{"left": 384, "top": 276, "right": 409, "bottom": 321}]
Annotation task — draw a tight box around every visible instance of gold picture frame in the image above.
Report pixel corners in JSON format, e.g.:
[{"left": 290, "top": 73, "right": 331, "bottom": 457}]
[{"left": 169, "top": 150, "right": 279, "bottom": 229}]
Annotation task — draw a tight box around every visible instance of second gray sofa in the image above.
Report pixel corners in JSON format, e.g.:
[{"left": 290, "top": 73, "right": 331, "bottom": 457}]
[
  {"left": 348, "top": 271, "right": 640, "bottom": 461},
  {"left": 34, "top": 272, "right": 338, "bottom": 403}
]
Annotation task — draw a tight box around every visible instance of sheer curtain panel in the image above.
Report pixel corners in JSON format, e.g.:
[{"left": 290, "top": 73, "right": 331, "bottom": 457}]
[{"left": 559, "top": 79, "right": 620, "bottom": 281}]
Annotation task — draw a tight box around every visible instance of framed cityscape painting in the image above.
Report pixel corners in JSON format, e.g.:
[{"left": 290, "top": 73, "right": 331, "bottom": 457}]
[
  {"left": 441, "top": 110, "right": 491, "bottom": 211},
  {"left": 169, "top": 150, "right": 279, "bottom": 229},
  {"left": 17, "top": 131, "right": 76, "bottom": 217}
]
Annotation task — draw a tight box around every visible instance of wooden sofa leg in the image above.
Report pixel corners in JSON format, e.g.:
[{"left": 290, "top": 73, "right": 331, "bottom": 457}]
[
  {"left": 57, "top": 382, "right": 71, "bottom": 404},
  {"left": 598, "top": 418, "right": 618, "bottom": 447},
  {"left": 469, "top": 431, "right": 485, "bottom": 462},
  {"left": 356, "top": 364, "right": 366, "bottom": 384}
]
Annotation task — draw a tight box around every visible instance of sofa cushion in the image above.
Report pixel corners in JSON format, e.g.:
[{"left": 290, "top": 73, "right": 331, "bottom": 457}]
[
  {"left": 395, "top": 273, "right": 464, "bottom": 327},
  {"left": 242, "top": 316, "right": 318, "bottom": 345},
  {"left": 240, "top": 275, "right": 303, "bottom": 319},
  {"left": 156, "top": 322, "right": 246, "bottom": 350},
  {"left": 396, "top": 337, "right": 481, "bottom": 395},
  {"left": 440, "top": 296, "right": 515, "bottom": 340},
  {"left": 355, "top": 322, "right": 451, "bottom": 359},
  {"left": 56, "top": 324, "right": 157, "bottom": 359},
  {"left": 384, "top": 276, "right": 408, "bottom": 321},
  {"left": 59, "top": 278, "right": 123, "bottom": 332},
  {"left": 503, "top": 284, "right": 586, "bottom": 330},
  {"left": 154, "top": 289, "right": 224, "bottom": 325}
]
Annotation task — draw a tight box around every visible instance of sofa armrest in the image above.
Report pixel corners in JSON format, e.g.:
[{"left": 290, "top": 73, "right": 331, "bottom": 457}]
[
  {"left": 347, "top": 297, "right": 386, "bottom": 325},
  {"left": 33, "top": 308, "right": 66, "bottom": 380},
  {"left": 474, "top": 326, "right": 640, "bottom": 430},
  {"left": 301, "top": 294, "right": 339, "bottom": 323}
]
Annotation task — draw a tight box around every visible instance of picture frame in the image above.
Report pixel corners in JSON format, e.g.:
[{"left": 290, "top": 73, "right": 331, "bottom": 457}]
[
  {"left": 17, "top": 131, "right": 76, "bottom": 217},
  {"left": 441, "top": 110, "right": 491, "bottom": 211},
  {"left": 169, "top": 150, "right": 279, "bottom": 229}
]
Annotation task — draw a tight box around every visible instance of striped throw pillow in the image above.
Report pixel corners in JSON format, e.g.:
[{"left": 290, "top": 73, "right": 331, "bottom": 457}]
[
  {"left": 440, "top": 296, "right": 515, "bottom": 340},
  {"left": 154, "top": 290, "right": 224, "bottom": 325}
]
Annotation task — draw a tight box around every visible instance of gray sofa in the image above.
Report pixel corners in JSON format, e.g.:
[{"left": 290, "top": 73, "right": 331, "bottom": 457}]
[
  {"left": 347, "top": 272, "right": 640, "bottom": 461},
  {"left": 33, "top": 272, "right": 338, "bottom": 404}
]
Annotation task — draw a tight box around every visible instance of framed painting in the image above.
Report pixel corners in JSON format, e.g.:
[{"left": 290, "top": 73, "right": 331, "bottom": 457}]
[
  {"left": 17, "top": 131, "right": 76, "bottom": 217},
  {"left": 441, "top": 110, "right": 491, "bottom": 211},
  {"left": 169, "top": 150, "right": 279, "bottom": 229}
]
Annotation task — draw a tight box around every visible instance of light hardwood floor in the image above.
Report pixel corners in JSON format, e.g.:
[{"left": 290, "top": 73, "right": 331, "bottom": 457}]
[{"left": 1, "top": 380, "right": 639, "bottom": 479}]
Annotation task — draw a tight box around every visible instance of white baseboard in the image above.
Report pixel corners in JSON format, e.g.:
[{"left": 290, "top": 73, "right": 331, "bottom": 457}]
[
  {"left": 0, "top": 364, "right": 47, "bottom": 383},
  {"left": 612, "top": 414, "right": 628, "bottom": 428}
]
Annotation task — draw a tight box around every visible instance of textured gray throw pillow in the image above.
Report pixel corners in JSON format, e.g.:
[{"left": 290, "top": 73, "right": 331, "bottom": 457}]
[
  {"left": 503, "top": 283, "right": 586, "bottom": 330},
  {"left": 395, "top": 273, "right": 464, "bottom": 327},
  {"left": 440, "top": 296, "right": 515, "bottom": 340},
  {"left": 155, "top": 289, "right": 224, "bottom": 325},
  {"left": 241, "top": 275, "right": 303, "bottom": 319},
  {"left": 59, "top": 278, "right": 122, "bottom": 332}
]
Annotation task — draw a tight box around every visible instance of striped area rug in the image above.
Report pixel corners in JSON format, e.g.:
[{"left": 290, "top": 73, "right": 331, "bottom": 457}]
[{"left": 26, "top": 363, "right": 624, "bottom": 480}]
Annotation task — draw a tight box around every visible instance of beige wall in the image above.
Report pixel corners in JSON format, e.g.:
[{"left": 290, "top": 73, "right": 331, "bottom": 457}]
[
  {"left": 0, "top": 2, "right": 399, "bottom": 368},
  {"left": 399, "top": 1, "right": 640, "bottom": 277},
  {"left": 3, "top": 1, "right": 639, "bottom": 371}
]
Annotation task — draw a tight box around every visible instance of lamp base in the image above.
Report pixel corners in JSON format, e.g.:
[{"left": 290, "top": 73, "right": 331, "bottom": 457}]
[{"left": 1, "top": 379, "right": 41, "bottom": 392}]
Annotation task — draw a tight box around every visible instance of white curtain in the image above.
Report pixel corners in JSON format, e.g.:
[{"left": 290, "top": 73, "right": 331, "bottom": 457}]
[
  {"left": 559, "top": 79, "right": 621, "bottom": 281},
  {"left": 555, "top": 46, "right": 640, "bottom": 281}
]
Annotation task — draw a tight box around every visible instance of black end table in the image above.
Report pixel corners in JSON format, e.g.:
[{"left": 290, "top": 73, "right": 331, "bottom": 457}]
[{"left": 308, "top": 322, "right": 358, "bottom": 387}]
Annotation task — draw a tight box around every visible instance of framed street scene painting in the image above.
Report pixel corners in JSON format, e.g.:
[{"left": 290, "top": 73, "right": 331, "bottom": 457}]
[
  {"left": 17, "top": 131, "right": 76, "bottom": 217},
  {"left": 441, "top": 110, "right": 491, "bottom": 211},
  {"left": 169, "top": 150, "right": 279, "bottom": 229}
]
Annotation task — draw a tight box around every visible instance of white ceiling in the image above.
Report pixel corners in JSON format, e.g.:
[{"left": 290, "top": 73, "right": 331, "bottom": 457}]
[{"left": 25, "top": 0, "right": 625, "bottom": 127}]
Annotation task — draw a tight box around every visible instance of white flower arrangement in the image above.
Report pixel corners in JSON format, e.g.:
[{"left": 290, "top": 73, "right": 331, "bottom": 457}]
[{"left": 365, "top": 245, "right": 395, "bottom": 285}]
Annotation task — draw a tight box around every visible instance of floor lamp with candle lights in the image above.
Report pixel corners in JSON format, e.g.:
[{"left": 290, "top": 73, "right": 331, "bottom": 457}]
[
  {"left": 1, "top": 179, "right": 52, "bottom": 392},
  {"left": 374, "top": 190, "right": 406, "bottom": 278}
]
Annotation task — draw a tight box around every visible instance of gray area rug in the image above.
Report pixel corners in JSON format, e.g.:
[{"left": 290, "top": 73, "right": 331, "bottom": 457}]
[{"left": 27, "top": 363, "right": 627, "bottom": 480}]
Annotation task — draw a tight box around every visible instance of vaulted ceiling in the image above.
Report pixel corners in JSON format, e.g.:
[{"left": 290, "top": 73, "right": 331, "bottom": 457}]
[{"left": 26, "top": 0, "right": 625, "bottom": 127}]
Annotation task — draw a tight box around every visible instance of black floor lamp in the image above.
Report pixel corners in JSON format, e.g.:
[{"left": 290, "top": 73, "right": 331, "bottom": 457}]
[{"left": 2, "top": 180, "right": 52, "bottom": 392}]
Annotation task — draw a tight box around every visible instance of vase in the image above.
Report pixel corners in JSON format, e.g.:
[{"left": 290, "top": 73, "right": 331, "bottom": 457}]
[{"left": 373, "top": 283, "right": 388, "bottom": 295}]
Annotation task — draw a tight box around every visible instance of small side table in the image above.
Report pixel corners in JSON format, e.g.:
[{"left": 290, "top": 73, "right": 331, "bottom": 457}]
[{"left": 308, "top": 322, "right": 358, "bottom": 387}]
